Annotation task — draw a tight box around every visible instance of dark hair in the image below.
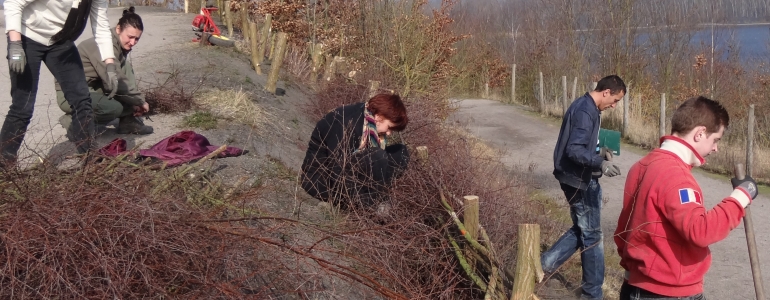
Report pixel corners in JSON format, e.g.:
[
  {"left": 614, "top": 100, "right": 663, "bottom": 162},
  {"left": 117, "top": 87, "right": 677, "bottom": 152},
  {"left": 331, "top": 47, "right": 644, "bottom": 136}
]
[
  {"left": 118, "top": 6, "right": 144, "bottom": 31},
  {"left": 367, "top": 94, "right": 408, "bottom": 131},
  {"left": 594, "top": 75, "right": 626, "bottom": 95},
  {"left": 671, "top": 96, "right": 730, "bottom": 135}
]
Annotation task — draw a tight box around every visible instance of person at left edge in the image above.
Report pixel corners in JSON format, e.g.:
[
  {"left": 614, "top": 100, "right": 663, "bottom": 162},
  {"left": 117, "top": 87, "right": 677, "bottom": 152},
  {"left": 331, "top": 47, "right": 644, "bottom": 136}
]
[{"left": 0, "top": 0, "right": 120, "bottom": 168}]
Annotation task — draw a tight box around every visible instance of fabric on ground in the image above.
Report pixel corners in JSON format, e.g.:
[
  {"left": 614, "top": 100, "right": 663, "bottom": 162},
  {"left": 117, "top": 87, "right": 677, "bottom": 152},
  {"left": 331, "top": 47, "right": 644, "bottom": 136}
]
[{"left": 98, "top": 130, "right": 244, "bottom": 166}]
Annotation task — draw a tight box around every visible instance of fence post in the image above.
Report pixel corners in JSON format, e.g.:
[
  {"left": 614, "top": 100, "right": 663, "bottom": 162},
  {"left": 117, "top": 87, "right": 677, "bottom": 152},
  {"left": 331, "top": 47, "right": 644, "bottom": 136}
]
[
  {"left": 463, "top": 195, "right": 480, "bottom": 273},
  {"left": 660, "top": 93, "right": 666, "bottom": 140},
  {"left": 538, "top": 72, "right": 545, "bottom": 114},
  {"left": 623, "top": 84, "right": 630, "bottom": 137},
  {"left": 249, "top": 21, "right": 259, "bottom": 73},
  {"left": 324, "top": 56, "right": 345, "bottom": 81},
  {"left": 368, "top": 80, "right": 380, "bottom": 98},
  {"left": 744, "top": 104, "right": 766, "bottom": 300},
  {"left": 463, "top": 196, "right": 479, "bottom": 239},
  {"left": 184, "top": 0, "right": 189, "bottom": 13},
  {"left": 216, "top": 0, "right": 223, "bottom": 21},
  {"left": 591, "top": 81, "right": 597, "bottom": 91},
  {"left": 511, "top": 64, "right": 516, "bottom": 104},
  {"left": 240, "top": 7, "right": 249, "bottom": 41},
  {"left": 416, "top": 146, "right": 429, "bottom": 168},
  {"left": 562, "top": 75, "right": 568, "bottom": 116},
  {"left": 747, "top": 104, "right": 755, "bottom": 176},
  {"left": 265, "top": 32, "right": 288, "bottom": 94},
  {"left": 224, "top": 0, "right": 233, "bottom": 37},
  {"left": 256, "top": 14, "right": 272, "bottom": 72},
  {"left": 310, "top": 43, "right": 324, "bottom": 83},
  {"left": 571, "top": 76, "right": 577, "bottom": 101},
  {"left": 511, "top": 224, "right": 545, "bottom": 300}
]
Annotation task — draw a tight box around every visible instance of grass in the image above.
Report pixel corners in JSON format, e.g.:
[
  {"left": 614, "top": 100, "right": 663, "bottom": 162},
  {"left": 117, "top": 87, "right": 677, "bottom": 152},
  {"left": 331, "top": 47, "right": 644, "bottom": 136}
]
[
  {"left": 194, "top": 88, "right": 270, "bottom": 131},
  {"left": 183, "top": 111, "right": 218, "bottom": 129}
]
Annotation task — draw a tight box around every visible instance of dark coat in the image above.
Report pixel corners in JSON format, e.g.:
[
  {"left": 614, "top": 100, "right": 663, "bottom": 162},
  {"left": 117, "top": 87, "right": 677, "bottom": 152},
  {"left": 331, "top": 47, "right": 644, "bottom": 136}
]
[
  {"left": 301, "top": 103, "right": 366, "bottom": 200},
  {"left": 300, "top": 103, "right": 410, "bottom": 204},
  {"left": 553, "top": 93, "right": 604, "bottom": 190}
]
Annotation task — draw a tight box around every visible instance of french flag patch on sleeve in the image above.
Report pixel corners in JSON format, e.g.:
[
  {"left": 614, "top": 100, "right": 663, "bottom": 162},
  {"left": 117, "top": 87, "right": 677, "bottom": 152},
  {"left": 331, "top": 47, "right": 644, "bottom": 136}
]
[{"left": 679, "top": 188, "right": 703, "bottom": 205}]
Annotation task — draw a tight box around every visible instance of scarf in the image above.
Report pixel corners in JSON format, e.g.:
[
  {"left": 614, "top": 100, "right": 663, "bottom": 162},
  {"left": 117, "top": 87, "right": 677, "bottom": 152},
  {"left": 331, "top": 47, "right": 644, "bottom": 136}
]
[
  {"left": 358, "top": 104, "right": 386, "bottom": 152},
  {"left": 51, "top": 0, "right": 94, "bottom": 44}
]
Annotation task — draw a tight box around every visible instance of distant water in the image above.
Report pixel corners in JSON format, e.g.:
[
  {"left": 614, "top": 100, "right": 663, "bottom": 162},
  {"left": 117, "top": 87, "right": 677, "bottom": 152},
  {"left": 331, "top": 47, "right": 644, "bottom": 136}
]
[{"left": 691, "top": 24, "right": 770, "bottom": 65}]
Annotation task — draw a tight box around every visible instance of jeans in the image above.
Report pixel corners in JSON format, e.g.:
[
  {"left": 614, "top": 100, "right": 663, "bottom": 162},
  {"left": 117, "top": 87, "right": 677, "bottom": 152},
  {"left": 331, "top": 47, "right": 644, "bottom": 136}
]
[
  {"left": 620, "top": 281, "right": 705, "bottom": 300},
  {"left": 0, "top": 36, "right": 95, "bottom": 165},
  {"left": 541, "top": 179, "right": 604, "bottom": 300}
]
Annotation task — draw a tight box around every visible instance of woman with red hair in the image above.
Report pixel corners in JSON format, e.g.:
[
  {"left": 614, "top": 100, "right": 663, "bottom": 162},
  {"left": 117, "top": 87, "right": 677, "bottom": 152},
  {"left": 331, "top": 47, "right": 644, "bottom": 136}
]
[{"left": 301, "top": 93, "right": 410, "bottom": 208}]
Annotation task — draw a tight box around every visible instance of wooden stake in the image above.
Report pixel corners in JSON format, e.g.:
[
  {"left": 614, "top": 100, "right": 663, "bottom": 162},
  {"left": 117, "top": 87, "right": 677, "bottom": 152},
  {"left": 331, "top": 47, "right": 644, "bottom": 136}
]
[
  {"left": 463, "top": 196, "right": 480, "bottom": 239},
  {"left": 561, "top": 75, "right": 568, "bottom": 116},
  {"left": 511, "top": 224, "right": 544, "bottom": 300},
  {"left": 538, "top": 72, "right": 544, "bottom": 114},
  {"left": 310, "top": 43, "right": 324, "bottom": 83},
  {"left": 216, "top": 0, "right": 223, "bottom": 21},
  {"left": 660, "top": 93, "right": 666, "bottom": 140},
  {"left": 267, "top": 32, "right": 277, "bottom": 61},
  {"left": 256, "top": 14, "right": 272, "bottom": 72},
  {"left": 240, "top": 8, "right": 249, "bottom": 41},
  {"left": 224, "top": 0, "right": 233, "bottom": 37},
  {"left": 368, "top": 80, "right": 380, "bottom": 99},
  {"left": 265, "top": 32, "right": 288, "bottom": 94},
  {"left": 324, "top": 56, "right": 345, "bottom": 81},
  {"left": 743, "top": 104, "right": 766, "bottom": 300},
  {"left": 571, "top": 76, "right": 577, "bottom": 102},
  {"left": 623, "top": 84, "right": 630, "bottom": 137},
  {"left": 464, "top": 195, "right": 480, "bottom": 274},
  {"left": 249, "top": 21, "right": 259, "bottom": 73},
  {"left": 511, "top": 64, "right": 516, "bottom": 104},
  {"left": 184, "top": 0, "right": 189, "bottom": 13},
  {"left": 416, "top": 146, "right": 428, "bottom": 168}
]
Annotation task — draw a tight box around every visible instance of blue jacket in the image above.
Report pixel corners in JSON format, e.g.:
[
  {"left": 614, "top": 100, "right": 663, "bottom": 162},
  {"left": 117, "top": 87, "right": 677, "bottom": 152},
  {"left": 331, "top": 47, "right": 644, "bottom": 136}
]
[{"left": 553, "top": 93, "right": 604, "bottom": 190}]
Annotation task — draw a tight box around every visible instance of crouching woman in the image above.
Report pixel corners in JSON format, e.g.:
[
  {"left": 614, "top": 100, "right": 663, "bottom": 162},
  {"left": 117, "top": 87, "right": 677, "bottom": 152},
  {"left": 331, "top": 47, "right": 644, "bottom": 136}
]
[
  {"left": 56, "top": 7, "right": 152, "bottom": 135},
  {"left": 301, "top": 93, "right": 410, "bottom": 208}
]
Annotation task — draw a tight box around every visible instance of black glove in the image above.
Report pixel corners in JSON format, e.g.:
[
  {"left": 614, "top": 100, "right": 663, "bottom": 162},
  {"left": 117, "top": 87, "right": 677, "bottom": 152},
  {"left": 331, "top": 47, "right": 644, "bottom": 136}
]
[
  {"left": 600, "top": 161, "right": 621, "bottom": 177},
  {"left": 8, "top": 41, "right": 26, "bottom": 74},
  {"left": 104, "top": 63, "right": 119, "bottom": 98},
  {"left": 731, "top": 176, "right": 758, "bottom": 200},
  {"left": 599, "top": 147, "right": 614, "bottom": 161}
]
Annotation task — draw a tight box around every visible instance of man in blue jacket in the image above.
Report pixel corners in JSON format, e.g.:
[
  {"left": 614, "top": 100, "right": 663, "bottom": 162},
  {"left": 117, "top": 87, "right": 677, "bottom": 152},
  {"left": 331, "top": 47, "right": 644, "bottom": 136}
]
[{"left": 541, "top": 75, "right": 626, "bottom": 299}]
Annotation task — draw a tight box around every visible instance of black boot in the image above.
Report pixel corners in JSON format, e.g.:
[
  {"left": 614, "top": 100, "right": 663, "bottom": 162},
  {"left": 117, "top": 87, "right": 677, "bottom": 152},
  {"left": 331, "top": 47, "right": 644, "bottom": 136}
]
[{"left": 117, "top": 116, "right": 153, "bottom": 135}]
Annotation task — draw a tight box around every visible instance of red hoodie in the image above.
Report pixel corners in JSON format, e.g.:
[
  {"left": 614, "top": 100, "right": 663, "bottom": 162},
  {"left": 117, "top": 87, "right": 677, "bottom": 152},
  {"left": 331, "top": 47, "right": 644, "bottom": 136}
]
[{"left": 614, "top": 136, "right": 750, "bottom": 297}]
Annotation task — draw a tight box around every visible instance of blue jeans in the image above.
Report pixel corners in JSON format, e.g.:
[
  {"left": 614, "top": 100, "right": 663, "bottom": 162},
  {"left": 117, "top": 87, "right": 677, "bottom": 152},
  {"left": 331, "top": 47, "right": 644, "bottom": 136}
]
[
  {"left": 0, "top": 36, "right": 95, "bottom": 166},
  {"left": 620, "top": 281, "right": 705, "bottom": 300},
  {"left": 541, "top": 179, "right": 604, "bottom": 300}
]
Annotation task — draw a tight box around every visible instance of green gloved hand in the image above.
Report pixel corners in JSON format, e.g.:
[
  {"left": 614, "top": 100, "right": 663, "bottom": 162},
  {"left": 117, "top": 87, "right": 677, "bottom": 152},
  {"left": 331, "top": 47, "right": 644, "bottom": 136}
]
[
  {"left": 8, "top": 41, "right": 26, "bottom": 74},
  {"left": 104, "top": 63, "right": 119, "bottom": 98}
]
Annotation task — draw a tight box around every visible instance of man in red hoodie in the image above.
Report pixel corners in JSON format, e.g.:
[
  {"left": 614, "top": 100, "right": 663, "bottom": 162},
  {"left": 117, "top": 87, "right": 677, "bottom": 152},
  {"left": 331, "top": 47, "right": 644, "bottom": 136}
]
[{"left": 614, "top": 96, "right": 758, "bottom": 299}]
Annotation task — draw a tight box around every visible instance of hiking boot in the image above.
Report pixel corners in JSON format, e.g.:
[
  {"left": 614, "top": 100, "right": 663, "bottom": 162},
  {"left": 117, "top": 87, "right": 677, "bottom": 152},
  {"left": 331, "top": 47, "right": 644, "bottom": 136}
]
[
  {"left": 60, "top": 114, "right": 107, "bottom": 138},
  {"left": 117, "top": 116, "right": 153, "bottom": 135}
]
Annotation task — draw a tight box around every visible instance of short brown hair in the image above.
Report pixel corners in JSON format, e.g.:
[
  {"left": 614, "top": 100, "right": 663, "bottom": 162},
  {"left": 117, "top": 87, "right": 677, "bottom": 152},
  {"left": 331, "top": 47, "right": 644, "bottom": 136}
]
[
  {"left": 671, "top": 96, "right": 730, "bottom": 135},
  {"left": 367, "top": 93, "right": 408, "bottom": 131}
]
